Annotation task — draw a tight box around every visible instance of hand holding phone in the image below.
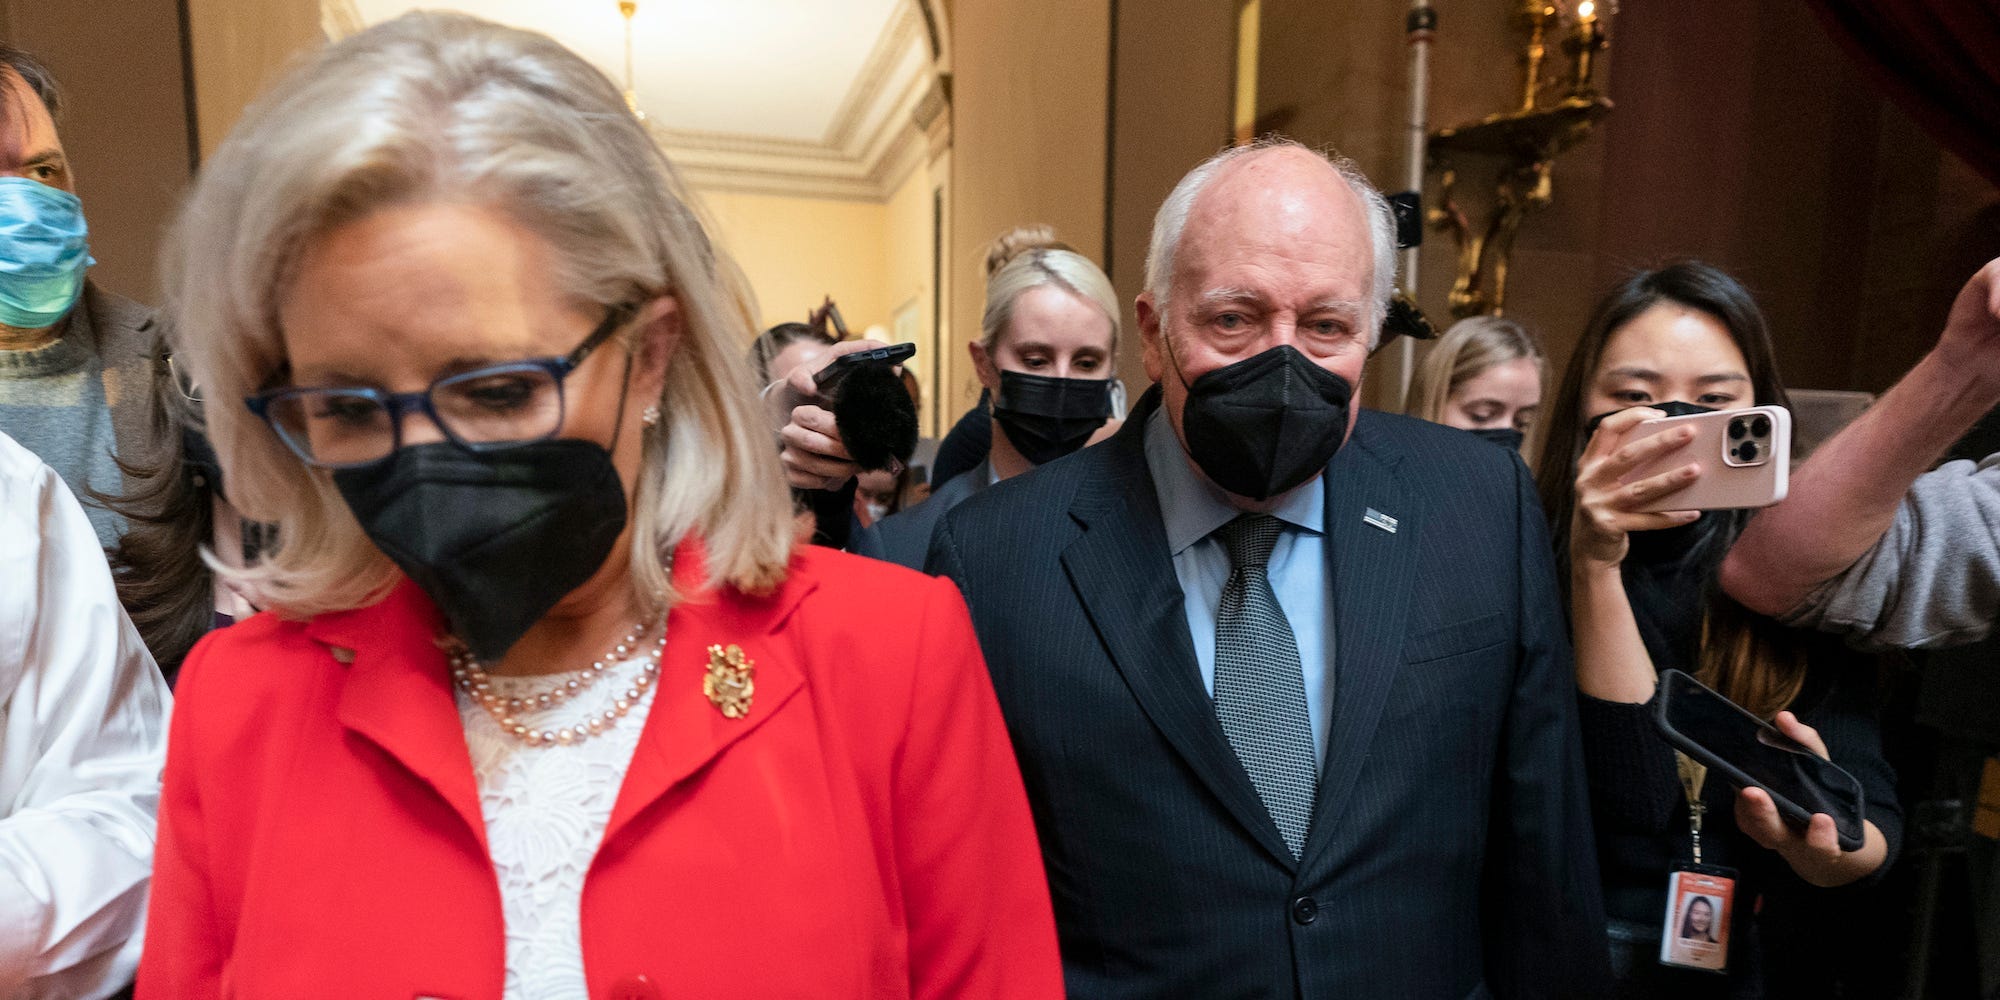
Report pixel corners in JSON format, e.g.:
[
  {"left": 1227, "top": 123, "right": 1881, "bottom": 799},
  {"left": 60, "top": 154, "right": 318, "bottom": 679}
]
[
  {"left": 1622, "top": 406, "right": 1791, "bottom": 511},
  {"left": 771, "top": 339, "right": 894, "bottom": 490},
  {"left": 1653, "top": 669, "right": 1866, "bottom": 853}
]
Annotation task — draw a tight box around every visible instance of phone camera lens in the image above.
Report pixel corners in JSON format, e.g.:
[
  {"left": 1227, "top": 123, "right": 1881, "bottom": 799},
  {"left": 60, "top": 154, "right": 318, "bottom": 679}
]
[
  {"left": 1729, "top": 419, "right": 1747, "bottom": 440},
  {"left": 1750, "top": 415, "right": 1771, "bottom": 438},
  {"left": 1737, "top": 441, "right": 1760, "bottom": 462}
]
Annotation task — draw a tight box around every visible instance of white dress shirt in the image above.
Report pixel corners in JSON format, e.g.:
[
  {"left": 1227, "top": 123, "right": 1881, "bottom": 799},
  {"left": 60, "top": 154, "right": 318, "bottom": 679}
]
[{"left": 0, "top": 431, "right": 170, "bottom": 998}]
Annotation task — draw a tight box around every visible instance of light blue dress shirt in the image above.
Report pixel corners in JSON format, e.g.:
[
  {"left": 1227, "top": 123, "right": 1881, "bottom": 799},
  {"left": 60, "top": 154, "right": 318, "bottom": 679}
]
[{"left": 1143, "top": 409, "right": 1335, "bottom": 762}]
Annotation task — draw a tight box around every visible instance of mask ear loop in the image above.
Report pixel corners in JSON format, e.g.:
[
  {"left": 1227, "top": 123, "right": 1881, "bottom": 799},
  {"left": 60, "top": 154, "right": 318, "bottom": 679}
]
[
  {"left": 601, "top": 316, "right": 642, "bottom": 455},
  {"left": 1157, "top": 318, "right": 1197, "bottom": 394}
]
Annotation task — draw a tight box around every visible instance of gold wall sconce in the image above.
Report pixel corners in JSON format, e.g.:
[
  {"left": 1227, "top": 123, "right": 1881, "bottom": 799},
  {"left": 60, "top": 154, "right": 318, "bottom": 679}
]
[{"left": 1427, "top": 0, "right": 1613, "bottom": 318}]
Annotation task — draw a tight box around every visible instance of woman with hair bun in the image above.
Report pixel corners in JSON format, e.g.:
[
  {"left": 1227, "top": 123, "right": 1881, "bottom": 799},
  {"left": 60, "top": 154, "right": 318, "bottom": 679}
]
[
  {"left": 138, "top": 14, "right": 1060, "bottom": 998},
  {"left": 852, "top": 225, "right": 1122, "bottom": 568}
]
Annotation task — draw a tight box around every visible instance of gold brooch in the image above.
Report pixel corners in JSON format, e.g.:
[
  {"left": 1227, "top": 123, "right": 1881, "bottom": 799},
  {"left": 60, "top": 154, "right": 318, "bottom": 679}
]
[{"left": 703, "top": 644, "right": 756, "bottom": 719}]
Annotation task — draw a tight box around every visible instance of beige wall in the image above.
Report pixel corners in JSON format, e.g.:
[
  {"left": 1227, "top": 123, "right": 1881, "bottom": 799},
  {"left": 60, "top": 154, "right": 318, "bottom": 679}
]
[
  {"left": 185, "top": 0, "right": 322, "bottom": 161},
  {"left": 1106, "top": 0, "right": 1238, "bottom": 396},
  {"left": 945, "top": 0, "right": 1111, "bottom": 417},
  {"left": 882, "top": 162, "right": 942, "bottom": 432},
  {"left": 699, "top": 167, "right": 945, "bottom": 434},
  {"left": 3, "top": 0, "right": 194, "bottom": 304},
  {"left": 699, "top": 188, "right": 893, "bottom": 337}
]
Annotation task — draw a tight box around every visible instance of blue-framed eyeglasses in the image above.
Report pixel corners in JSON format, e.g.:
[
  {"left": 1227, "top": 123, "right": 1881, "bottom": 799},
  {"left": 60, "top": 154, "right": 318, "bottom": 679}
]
[{"left": 247, "top": 302, "right": 639, "bottom": 469}]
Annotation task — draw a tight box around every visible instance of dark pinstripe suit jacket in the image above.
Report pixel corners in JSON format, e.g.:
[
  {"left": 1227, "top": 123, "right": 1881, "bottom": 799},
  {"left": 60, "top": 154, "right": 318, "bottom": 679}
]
[{"left": 928, "top": 388, "right": 1610, "bottom": 1000}]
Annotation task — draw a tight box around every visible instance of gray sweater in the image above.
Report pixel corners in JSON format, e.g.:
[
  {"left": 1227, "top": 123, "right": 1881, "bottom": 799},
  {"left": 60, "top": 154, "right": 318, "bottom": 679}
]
[{"left": 1782, "top": 453, "right": 2000, "bottom": 649}]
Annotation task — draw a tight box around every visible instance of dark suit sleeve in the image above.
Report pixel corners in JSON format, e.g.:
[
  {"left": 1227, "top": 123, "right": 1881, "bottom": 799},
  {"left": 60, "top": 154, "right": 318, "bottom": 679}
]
[
  {"left": 1483, "top": 457, "right": 1612, "bottom": 999},
  {"left": 924, "top": 508, "right": 966, "bottom": 583},
  {"left": 849, "top": 523, "right": 887, "bottom": 560}
]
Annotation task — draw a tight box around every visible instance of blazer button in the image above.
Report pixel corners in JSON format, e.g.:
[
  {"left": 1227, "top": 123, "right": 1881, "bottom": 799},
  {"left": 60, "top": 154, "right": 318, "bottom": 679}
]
[
  {"left": 607, "top": 975, "right": 662, "bottom": 1000},
  {"left": 1291, "top": 895, "right": 1319, "bottom": 926}
]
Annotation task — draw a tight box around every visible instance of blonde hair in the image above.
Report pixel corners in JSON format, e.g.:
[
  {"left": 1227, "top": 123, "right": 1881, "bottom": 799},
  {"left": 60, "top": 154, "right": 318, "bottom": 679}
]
[
  {"left": 163, "top": 11, "right": 794, "bottom": 618},
  {"left": 979, "top": 225, "right": 1120, "bottom": 356},
  {"left": 1407, "top": 315, "right": 1546, "bottom": 424}
]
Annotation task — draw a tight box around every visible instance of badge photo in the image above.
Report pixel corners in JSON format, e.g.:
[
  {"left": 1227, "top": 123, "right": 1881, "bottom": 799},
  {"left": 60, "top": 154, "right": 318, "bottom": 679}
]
[{"left": 1659, "top": 866, "right": 1735, "bottom": 973}]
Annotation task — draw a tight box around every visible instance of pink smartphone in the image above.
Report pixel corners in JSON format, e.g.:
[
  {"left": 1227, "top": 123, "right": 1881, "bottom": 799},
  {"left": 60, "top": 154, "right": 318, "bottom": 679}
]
[{"left": 1621, "top": 406, "right": 1791, "bottom": 511}]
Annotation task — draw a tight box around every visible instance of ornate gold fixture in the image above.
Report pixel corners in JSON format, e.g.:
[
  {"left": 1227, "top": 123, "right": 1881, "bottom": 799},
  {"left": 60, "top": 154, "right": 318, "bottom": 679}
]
[
  {"left": 1427, "top": 0, "right": 1614, "bottom": 318},
  {"left": 619, "top": 1, "right": 646, "bottom": 121}
]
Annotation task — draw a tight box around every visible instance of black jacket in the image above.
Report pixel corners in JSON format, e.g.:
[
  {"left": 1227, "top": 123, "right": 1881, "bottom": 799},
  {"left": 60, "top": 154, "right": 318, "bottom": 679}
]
[
  {"left": 928, "top": 388, "right": 1611, "bottom": 999},
  {"left": 850, "top": 460, "right": 988, "bottom": 570}
]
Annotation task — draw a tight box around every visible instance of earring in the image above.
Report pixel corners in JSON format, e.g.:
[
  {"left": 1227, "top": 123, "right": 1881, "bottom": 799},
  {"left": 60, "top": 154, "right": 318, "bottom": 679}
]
[{"left": 641, "top": 404, "right": 661, "bottom": 427}]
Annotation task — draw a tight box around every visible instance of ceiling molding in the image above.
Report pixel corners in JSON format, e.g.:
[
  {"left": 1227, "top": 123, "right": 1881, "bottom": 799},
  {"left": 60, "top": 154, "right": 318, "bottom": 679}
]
[
  {"left": 822, "top": 2, "right": 923, "bottom": 152},
  {"left": 658, "top": 1, "right": 935, "bottom": 202},
  {"left": 320, "top": 0, "right": 945, "bottom": 203}
]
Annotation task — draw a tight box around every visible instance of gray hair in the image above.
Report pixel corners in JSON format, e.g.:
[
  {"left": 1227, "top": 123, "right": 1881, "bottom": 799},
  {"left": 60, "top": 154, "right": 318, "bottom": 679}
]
[
  {"left": 163, "top": 11, "right": 796, "bottom": 616},
  {"left": 1142, "top": 138, "right": 1397, "bottom": 346}
]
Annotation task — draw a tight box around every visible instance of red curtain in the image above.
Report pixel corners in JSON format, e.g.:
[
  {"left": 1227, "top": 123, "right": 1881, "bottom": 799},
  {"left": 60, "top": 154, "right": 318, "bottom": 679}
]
[{"left": 1807, "top": 1, "right": 2000, "bottom": 188}]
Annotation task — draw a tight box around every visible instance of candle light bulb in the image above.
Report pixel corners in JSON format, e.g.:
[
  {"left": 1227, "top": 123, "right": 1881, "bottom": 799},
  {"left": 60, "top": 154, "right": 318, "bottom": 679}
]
[{"left": 1577, "top": 1, "right": 1596, "bottom": 21}]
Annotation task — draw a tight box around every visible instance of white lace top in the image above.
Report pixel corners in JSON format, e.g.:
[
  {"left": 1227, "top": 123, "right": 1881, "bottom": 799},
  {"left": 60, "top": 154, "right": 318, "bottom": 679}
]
[{"left": 457, "top": 656, "right": 660, "bottom": 1000}]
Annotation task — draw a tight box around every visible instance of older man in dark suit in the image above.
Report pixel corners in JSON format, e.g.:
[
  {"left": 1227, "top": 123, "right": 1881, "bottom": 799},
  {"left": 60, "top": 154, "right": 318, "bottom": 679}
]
[{"left": 928, "top": 139, "right": 1608, "bottom": 999}]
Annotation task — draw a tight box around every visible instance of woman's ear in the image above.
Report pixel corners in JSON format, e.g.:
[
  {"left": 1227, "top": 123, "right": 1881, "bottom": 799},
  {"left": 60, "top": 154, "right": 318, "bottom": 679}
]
[
  {"left": 634, "top": 295, "right": 683, "bottom": 401},
  {"left": 968, "top": 339, "right": 1000, "bottom": 395}
]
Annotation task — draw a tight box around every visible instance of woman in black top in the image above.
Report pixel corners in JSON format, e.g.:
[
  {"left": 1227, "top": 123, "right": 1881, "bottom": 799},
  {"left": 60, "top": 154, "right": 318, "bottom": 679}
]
[{"left": 1536, "top": 261, "right": 1902, "bottom": 998}]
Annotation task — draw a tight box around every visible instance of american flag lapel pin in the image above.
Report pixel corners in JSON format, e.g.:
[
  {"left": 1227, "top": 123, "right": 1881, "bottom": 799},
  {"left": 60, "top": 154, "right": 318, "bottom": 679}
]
[{"left": 1363, "top": 508, "right": 1398, "bottom": 534}]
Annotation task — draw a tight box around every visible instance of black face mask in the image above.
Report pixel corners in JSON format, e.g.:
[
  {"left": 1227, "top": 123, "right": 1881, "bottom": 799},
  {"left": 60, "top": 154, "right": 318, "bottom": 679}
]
[
  {"left": 1469, "top": 426, "right": 1526, "bottom": 452},
  {"left": 1176, "top": 343, "right": 1354, "bottom": 501},
  {"left": 992, "top": 369, "right": 1114, "bottom": 467},
  {"left": 333, "top": 439, "right": 629, "bottom": 662}
]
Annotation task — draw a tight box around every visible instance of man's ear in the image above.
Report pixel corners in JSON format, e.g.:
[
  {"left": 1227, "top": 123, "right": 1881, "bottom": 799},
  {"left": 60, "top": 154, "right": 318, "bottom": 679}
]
[
  {"left": 968, "top": 339, "right": 1000, "bottom": 394},
  {"left": 1137, "top": 292, "right": 1164, "bottom": 384}
]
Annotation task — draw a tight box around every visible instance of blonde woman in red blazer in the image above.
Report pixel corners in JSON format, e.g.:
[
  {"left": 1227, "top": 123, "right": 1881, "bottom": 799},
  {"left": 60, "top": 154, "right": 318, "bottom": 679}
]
[{"left": 137, "top": 12, "right": 1059, "bottom": 999}]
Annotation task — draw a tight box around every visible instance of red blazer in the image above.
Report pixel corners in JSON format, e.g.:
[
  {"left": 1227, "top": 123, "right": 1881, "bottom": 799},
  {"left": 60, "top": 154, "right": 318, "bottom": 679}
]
[{"left": 138, "top": 542, "right": 1062, "bottom": 999}]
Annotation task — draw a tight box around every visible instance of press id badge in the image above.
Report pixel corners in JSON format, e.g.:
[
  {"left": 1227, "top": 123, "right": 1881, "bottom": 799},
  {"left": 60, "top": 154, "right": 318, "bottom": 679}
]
[{"left": 1659, "top": 864, "right": 1736, "bottom": 972}]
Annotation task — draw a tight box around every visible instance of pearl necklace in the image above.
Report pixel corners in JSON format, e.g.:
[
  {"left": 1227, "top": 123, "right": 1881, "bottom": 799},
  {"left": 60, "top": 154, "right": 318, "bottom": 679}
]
[{"left": 450, "top": 616, "right": 666, "bottom": 747}]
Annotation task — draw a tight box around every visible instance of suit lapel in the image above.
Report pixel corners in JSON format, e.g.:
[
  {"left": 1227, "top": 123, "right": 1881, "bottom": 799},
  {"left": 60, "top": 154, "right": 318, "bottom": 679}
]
[
  {"left": 1061, "top": 406, "right": 1299, "bottom": 869},
  {"left": 320, "top": 583, "right": 489, "bottom": 853},
  {"left": 1301, "top": 427, "right": 1422, "bottom": 871},
  {"left": 318, "top": 542, "right": 816, "bottom": 860},
  {"left": 602, "top": 540, "right": 810, "bottom": 848}
]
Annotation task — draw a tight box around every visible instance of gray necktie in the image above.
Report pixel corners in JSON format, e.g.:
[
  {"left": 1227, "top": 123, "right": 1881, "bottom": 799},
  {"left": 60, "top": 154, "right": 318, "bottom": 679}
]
[{"left": 1212, "top": 513, "right": 1319, "bottom": 859}]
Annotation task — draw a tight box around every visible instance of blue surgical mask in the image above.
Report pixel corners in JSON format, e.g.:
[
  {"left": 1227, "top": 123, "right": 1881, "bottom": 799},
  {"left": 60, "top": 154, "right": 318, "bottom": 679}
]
[{"left": 0, "top": 177, "right": 92, "bottom": 329}]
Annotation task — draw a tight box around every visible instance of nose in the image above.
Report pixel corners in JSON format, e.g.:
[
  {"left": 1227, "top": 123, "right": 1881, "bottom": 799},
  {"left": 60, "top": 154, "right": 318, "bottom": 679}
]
[
  {"left": 398, "top": 411, "right": 449, "bottom": 447},
  {"left": 384, "top": 395, "right": 450, "bottom": 448},
  {"left": 1255, "top": 318, "right": 1304, "bottom": 356}
]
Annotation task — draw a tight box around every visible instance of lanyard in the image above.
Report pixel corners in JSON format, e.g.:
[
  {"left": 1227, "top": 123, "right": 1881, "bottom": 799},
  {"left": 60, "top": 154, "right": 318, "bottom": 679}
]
[{"left": 1676, "top": 751, "right": 1709, "bottom": 866}]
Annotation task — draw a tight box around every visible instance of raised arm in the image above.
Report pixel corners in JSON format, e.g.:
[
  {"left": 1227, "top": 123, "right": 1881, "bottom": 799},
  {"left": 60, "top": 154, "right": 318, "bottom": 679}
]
[{"left": 1722, "top": 258, "right": 2000, "bottom": 616}]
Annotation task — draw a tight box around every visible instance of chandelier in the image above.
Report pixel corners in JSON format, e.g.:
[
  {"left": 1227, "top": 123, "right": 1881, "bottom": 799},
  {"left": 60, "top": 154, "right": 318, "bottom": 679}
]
[{"left": 619, "top": 1, "right": 646, "bottom": 121}]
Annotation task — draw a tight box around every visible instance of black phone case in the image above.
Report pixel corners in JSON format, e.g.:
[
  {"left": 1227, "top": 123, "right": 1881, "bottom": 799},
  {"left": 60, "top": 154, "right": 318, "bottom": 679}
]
[
  {"left": 1652, "top": 670, "right": 1867, "bottom": 852},
  {"left": 812, "top": 343, "right": 917, "bottom": 391}
]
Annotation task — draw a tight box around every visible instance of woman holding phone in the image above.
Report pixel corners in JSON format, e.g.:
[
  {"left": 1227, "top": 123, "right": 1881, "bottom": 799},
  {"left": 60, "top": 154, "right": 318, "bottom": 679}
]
[{"left": 1535, "top": 261, "right": 1901, "bottom": 997}]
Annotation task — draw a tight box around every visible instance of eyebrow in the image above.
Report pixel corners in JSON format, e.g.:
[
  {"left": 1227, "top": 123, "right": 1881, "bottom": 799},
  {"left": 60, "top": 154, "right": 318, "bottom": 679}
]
[
  {"left": 1602, "top": 366, "right": 1749, "bottom": 386},
  {"left": 1196, "top": 287, "right": 1265, "bottom": 309},
  {"left": 294, "top": 354, "right": 521, "bottom": 390},
  {"left": 1194, "top": 289, "right": 1365, "bottom": 316},
  {"left": 1008, "top": 340, "right": 1107, "bottom": 356},
  {"left": 22, "top": 150, "right": 63, "bottom": 170}
]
